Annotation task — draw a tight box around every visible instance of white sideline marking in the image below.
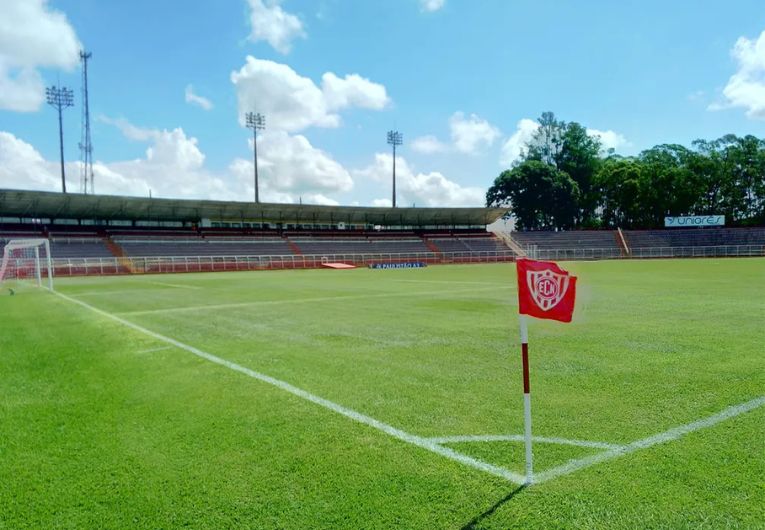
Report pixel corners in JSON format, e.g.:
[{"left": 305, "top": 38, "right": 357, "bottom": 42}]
[
  {"left": 71, "top": 289, "right": 156, "bottom": 297},
  {"left": 53, "top": 291, "right": 526, "bottom": 485},
  {"left": 427, "top": 434, "right": 623, "bottom": 450},
  {"left": 391, "top": 280, "right": 514, "bottom": 287},
  {"left": 137, "top": 346, "right": 173, "bottom": 353},
  {"left": 144, "top": 280, "right": 202, "bottom": 290},
  {"left": 534, "top": 395, "right": 765, "bottom": 484},
  {"left": 117, "top": 285, "right": 512, "bottom": 316}
]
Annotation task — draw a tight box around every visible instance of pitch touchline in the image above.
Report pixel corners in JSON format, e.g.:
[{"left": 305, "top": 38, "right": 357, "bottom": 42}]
[
  {"left": 143, "top": 280, "right": 202, "bottom": 290},
  {"left": 116, "top": 285, "right": 513, "bottom": 316},
  {"left": 534, "top": 395, "right": 765, "bottom": 484},
  {"left": 53, "top": 291, "right": 526, "bottom": 485},
  {"left": 391, "top": 280, "right": 514, "bottom": 286}
]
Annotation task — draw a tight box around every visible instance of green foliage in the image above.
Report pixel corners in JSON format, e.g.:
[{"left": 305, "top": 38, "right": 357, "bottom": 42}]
[
  {"left": 489, "top": 112, "right": 765, "bottom": 229},
  {"left": 487, "top": 160, "right": 580, "bottom": 229}
]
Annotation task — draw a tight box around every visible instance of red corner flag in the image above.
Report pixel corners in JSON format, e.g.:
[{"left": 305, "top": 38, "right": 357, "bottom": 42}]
[{"left": 516, "top": 258, "right": 577, "bottom": 323}]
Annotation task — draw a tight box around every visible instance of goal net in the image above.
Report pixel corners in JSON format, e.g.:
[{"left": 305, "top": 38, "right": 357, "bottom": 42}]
[{"left": 0, "top": 239, "right": 54, "bottom": 291}]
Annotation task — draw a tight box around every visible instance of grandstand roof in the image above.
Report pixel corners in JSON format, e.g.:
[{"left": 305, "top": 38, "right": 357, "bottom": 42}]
[{"left": 0, "top": 189, "right": 508, "bottom": 226}]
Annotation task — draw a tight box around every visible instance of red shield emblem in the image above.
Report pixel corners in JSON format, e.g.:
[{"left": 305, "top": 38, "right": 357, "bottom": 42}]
[
  {"left": 526, "top": 269, "right": 571, "bottom": 312},
  {"left": 516, "top": 258, "right": 577, "bottom": 322}
]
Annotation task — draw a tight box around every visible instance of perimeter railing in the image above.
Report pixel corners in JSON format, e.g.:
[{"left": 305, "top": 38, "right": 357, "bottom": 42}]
[
  {"left": 49, "top": 250, "right": 516, "bottom": 277},
  {"left": 45, "top": 244, "right": 765, "bottom": 277},
  {"left": 526, "top": 245, "right": 765, "bottom": 260}
]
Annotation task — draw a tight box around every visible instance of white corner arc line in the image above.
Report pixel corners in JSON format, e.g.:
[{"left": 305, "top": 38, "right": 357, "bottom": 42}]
[
  {"left": 534, "top": 395, "right": 765, "bottom": 484},
  {"left": 427, "top": 434, "right": 624, "bottom": 450},
  {"left": 53, "top": 291, "right": 525, "bottom": 485}
]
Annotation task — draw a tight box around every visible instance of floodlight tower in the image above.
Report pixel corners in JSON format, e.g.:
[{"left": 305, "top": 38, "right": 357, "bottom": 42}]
[
  {"left": 246, "top": 112, "right": 266, "bottom": 203},
  {"left": 79, "top": 50, "right": 94, "bottom": 194},
  {"left": 46, "top": 85, "right": 74, "bottom": 193},
  {"left": 387, "top": 130, "right": 402, "bottom": 208}
]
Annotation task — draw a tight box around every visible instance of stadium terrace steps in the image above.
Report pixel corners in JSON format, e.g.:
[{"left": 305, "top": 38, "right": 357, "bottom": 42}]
[
  {"left": 512, "top": 230, "right": 622, "bottom": 251},
  {"left": 623, "top": 228, "right": 765, "bottom": 248},
  {"left": 3, "top": 228, "right": 515, "bottom": 261}
]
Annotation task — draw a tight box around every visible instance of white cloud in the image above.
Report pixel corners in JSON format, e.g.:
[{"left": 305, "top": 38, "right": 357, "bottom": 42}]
[
  {"left": 586, "top": 128, "right": 628, "bottom": 152},
  {"left": 411, "top": 135, "right": 448, "bottom": 154},
  {"left": 0, "top": 131, "right": 60, "bottom": 189},
  {"left": 184, "top": 85, "right": 213, "bottom": 110},
  {"left": 101, "top": 119, "right": 351, "bottom": 203},
  {"left": 372, "top": 198, "right": 392, "bottom": 207},
  {"left": 500, "top": 118, "right": 539, "bottom": 166},
  {"left": 0, "top": 0, "right": 81, "bottom": 112},
  {"left": 231, "top": 56, "right": 390, "bottom": 132},
  {"left": 449, "top": 112, "right": 501, "bottom": 154},
  {"left": 247, "top": 0, "right": 305, "bottom": 54},
  {"left": 0, "top": 115, "right": 354, "bottom": 205},
  {"left": 355, "top": 153, "right": 484, "bottom": 207},
  {"left": 420, "top": 0, "right": 445, "bottom": 12},
  {"left": 712, "top": 30, "right": 765, "bottom": 119},
  {"left": 321, "top": 72, "right": 390, "bottom": 111},
  {"left": 249, "top": 130, "right": 353, "bottom": 194}
]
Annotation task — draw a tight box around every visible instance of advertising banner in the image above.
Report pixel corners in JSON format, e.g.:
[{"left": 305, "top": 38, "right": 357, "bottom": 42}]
[{"left": 664, "top": 215, "right": 725, "bottom": 228}]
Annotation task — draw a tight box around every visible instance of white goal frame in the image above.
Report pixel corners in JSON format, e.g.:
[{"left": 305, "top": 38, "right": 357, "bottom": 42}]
[{"left": 0, "top": 238, "right": 54, "bottom": 290}]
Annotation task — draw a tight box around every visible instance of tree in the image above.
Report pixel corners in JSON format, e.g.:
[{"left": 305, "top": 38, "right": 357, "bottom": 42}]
[
  {"left": 494, "top": 110, "right": 765, "bottom": 229},
  {"left": 525, "top": 112, "right": 565, "bottom": 166},
  {"left": 486, "top": 160, "right": 580, "bottom": 230},
  {"left": 594, "top": 157, "right": 643, "bottom": 228},
  {"left": 557, "top": 122, "right": 602, "bottom": 224},
  {"left": 637, "top": 144, "right": 701, "bottom": 227},
  {"left": 523, "top": 113, "right": 602, "bottom": 225}
]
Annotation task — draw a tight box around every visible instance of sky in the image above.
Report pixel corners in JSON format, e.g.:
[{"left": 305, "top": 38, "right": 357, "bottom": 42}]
[{"left": 1, "top": 0, "right": 765, "bottom": 207}]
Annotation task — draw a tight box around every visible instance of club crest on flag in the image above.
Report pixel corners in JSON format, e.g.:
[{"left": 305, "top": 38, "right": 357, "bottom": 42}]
[{"left": 526, "top": 268, "right": 570, "bottom": 311}]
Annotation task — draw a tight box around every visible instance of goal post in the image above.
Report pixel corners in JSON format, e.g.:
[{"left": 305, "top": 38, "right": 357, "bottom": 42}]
[{"left": 0, "top": 239, "right": 54, "bottom": 291}]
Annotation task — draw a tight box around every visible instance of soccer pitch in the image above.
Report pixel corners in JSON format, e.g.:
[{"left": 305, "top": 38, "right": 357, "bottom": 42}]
[{"left": 2, "top": 259, "right": 763, "bottom": 529}]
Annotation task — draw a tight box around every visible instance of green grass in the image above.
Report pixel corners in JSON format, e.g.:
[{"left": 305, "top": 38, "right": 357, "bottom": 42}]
[{"left": 1, "top": 259, "right": 763, "bottom": 529}]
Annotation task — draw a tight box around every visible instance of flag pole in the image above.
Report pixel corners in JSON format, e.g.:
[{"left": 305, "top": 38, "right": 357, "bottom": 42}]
[{"left": 519, "top": 314, "right": 533, "bottom": 484}]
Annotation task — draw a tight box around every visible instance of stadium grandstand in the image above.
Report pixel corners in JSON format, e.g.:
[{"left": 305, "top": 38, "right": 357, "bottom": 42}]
[
  {"left": 2, "top": 189, "right": 764, "bottom": 278},
  {"left": 0, "top": 189, "right": 513, "bottom": 276}
]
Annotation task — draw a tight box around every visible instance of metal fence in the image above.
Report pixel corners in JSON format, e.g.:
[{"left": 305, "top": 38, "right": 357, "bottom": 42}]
[
  {"left": 50, "top": 250, "right": 516, "bottom": 276},
  {"left": 526, "top": 245, "right": 765, "bottom": 260},
  {"left": 45, "top": 244, "right": 765, "bottom": 277}
]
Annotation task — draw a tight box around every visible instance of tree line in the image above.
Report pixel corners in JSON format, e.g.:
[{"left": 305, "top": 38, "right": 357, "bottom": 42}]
[{"left": 486, "top": 112, "right": 765, "bottom": 230}]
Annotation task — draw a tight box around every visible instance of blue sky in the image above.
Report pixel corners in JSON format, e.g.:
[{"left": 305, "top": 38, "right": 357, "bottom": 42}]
[{"left": 2, "top": 0, "right": 765, "bottom": 206}]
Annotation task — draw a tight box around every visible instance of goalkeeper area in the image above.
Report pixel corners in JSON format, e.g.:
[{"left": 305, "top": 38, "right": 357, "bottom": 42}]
[{"left": 1, "top": 259, "right": 763, "bottom": 529}]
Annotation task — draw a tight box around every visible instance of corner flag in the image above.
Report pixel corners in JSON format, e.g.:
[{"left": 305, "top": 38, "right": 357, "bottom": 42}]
[
  {"left": 516, "top": 258, "right": 577, "bottom": 323},
  {"left": 515, "top": 258, "right": 577, "bottom": 484}
]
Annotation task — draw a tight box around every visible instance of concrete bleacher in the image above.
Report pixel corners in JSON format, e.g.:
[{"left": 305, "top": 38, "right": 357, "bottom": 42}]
[
  {"left": 117, "top": 239, "right": 293, "bottom": 257},
  {"left": 291, "top": 237, "right": 431, "bottom": 255},
  {"left": 624, "top": 228, "right": 765, "bottom": 248},
  {"left": 427, "top": 234, "right": 508, "bottom": 253},
  {"left": 428, "top": 238, "right": 471, "bottom": 252},
  {"left": 49, "top": 239, "right": 114, "bottom": 258},
  {"left": 512, "top": 231, "right": 620, "bottom": 251},
  {"left": 3, "top": 226, "right": 514, "bottom": 260}
]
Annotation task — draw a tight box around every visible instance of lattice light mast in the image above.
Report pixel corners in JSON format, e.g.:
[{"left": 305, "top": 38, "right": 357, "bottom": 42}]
[
  {"left": 387, "top": 130, "right": 403, "bottom": 208},
  {"left": 79, "top": 50, "right": 95, "bottom": 194},
  {"left": 46, "top": 85, "right": 74, "bottom": 194},
  {"left": 246, "top": 112, "right": 266, "bottom": 203}
]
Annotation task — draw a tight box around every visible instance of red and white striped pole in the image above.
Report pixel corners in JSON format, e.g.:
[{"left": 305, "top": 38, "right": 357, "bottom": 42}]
[{"left": 519, "top": 314, "right": 533, "bottom": 484}]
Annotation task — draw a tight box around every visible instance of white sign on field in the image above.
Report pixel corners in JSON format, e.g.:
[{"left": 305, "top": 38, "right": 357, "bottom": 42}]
[{"left": 664, "top": 215, "right": 725, "bottom": 228}]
